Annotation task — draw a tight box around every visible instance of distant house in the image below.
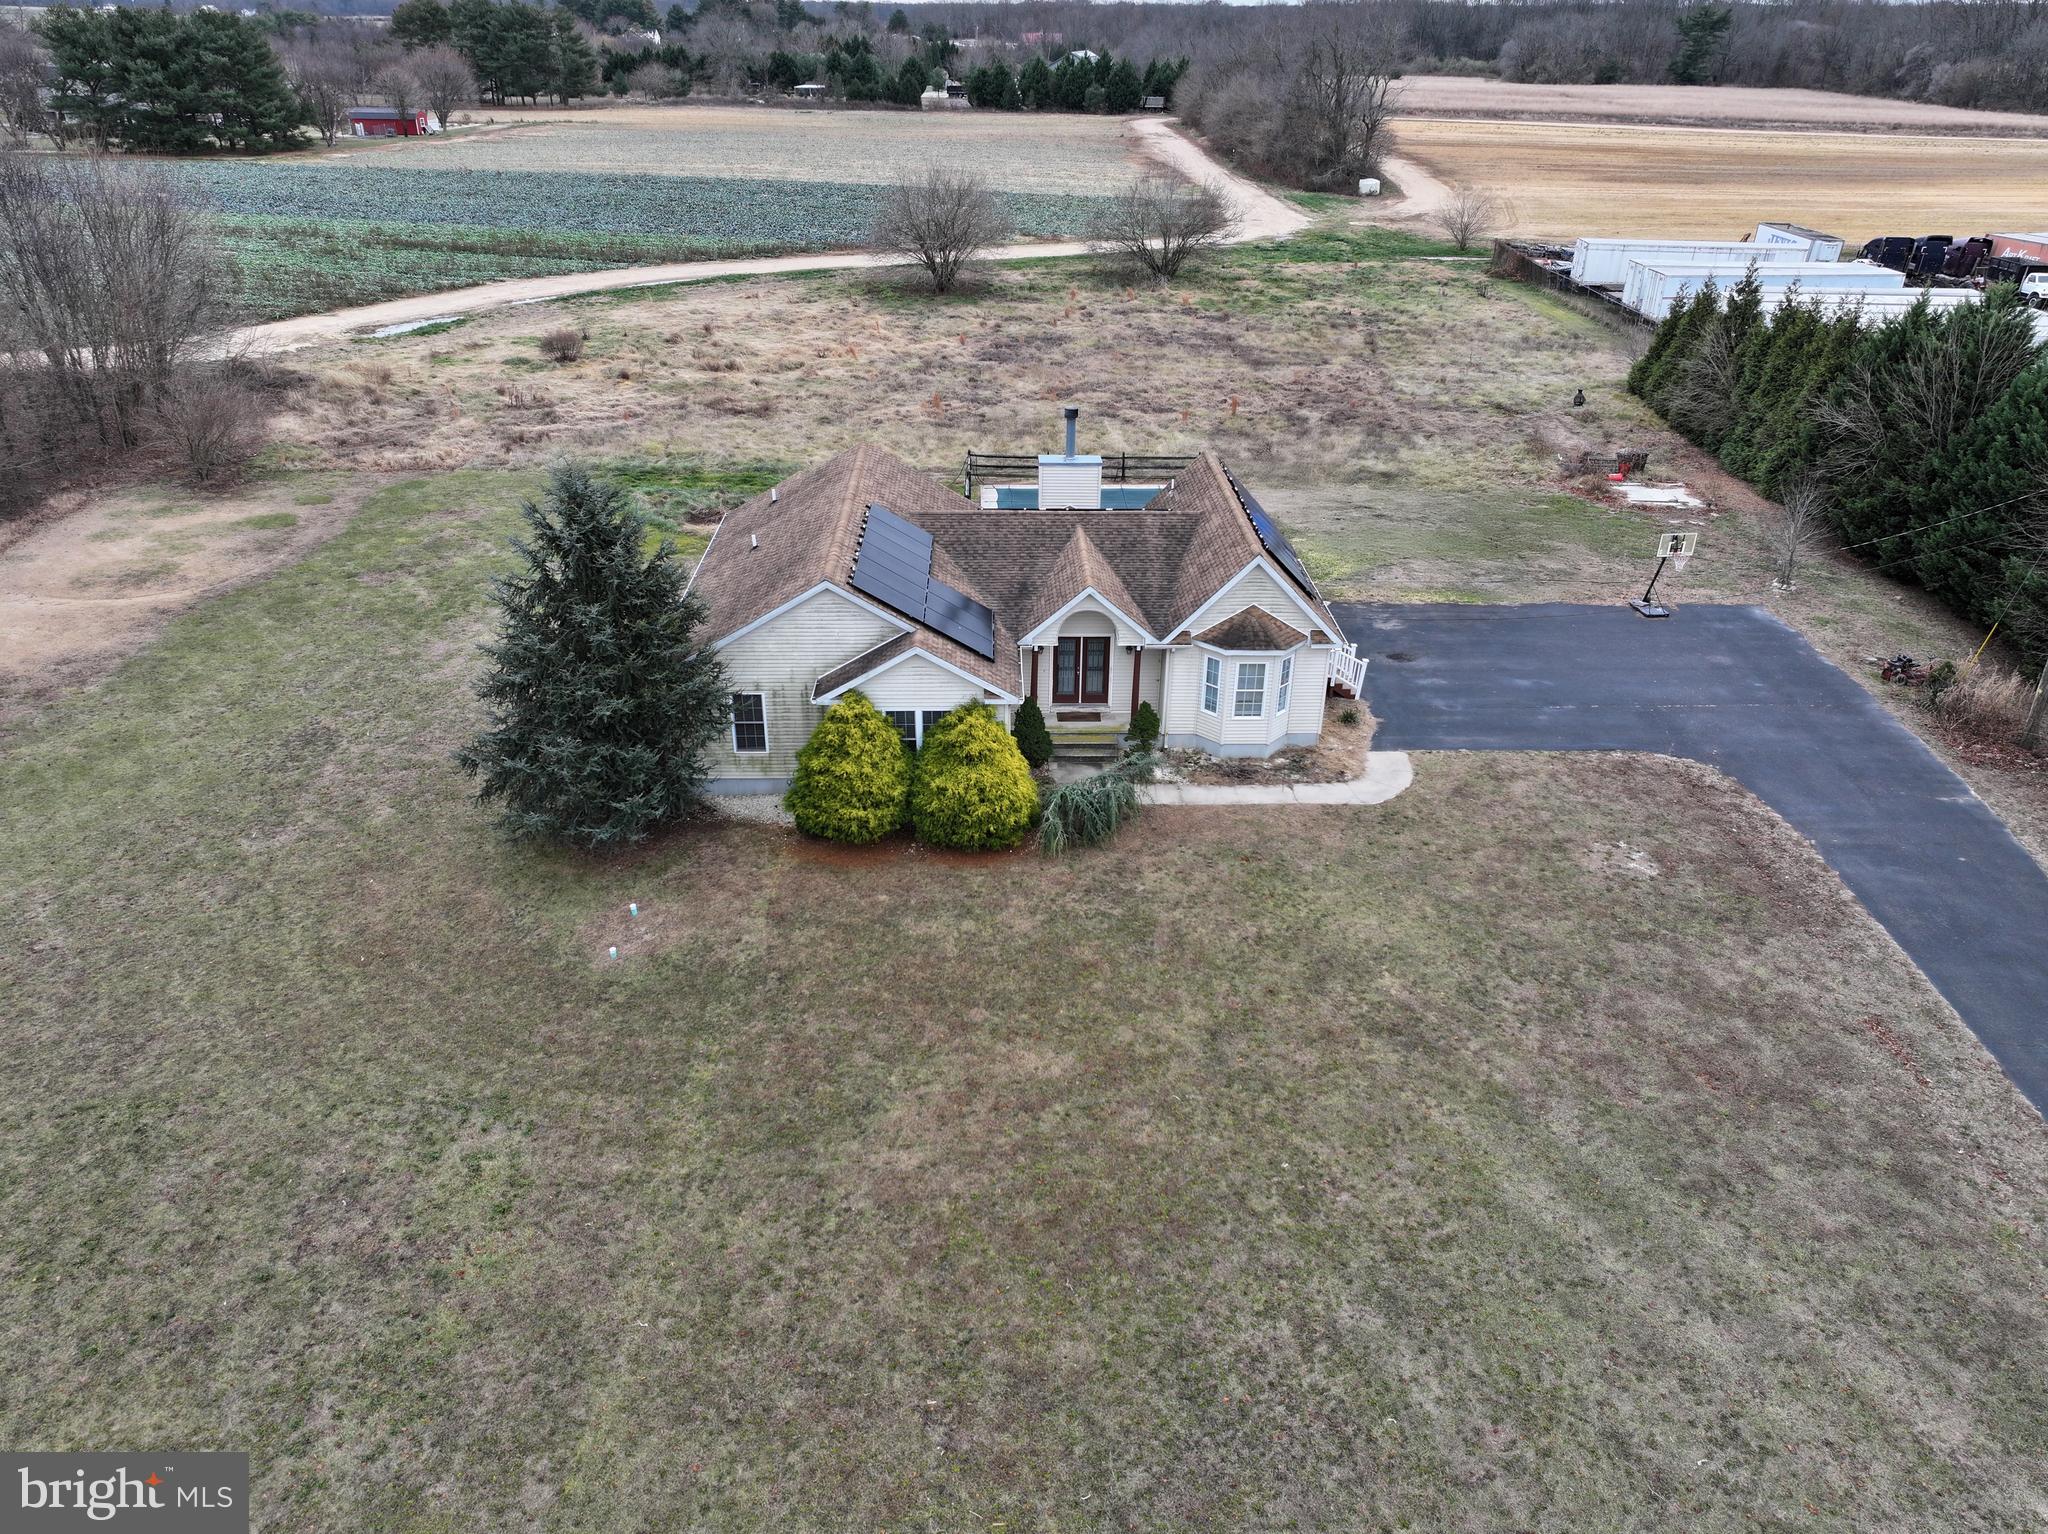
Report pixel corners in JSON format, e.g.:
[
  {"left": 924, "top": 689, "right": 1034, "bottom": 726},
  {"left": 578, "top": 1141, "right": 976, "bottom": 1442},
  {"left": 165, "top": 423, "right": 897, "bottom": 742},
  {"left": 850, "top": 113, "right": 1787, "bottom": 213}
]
[
  {"left": 1065, "top": 48, "right": 1100, "bottom": 64},
  {"left": 791, "top": 82, "right": 827, "bottom": 100},
  {"left": 684, "top": 414, "right": 1366, "bottom": 792},
  {"left": 1020, "top": 29, "right": 1062, "bottom": 46},
  {"left": 347, "top": 106, "right": 432, "bottom": 138}
]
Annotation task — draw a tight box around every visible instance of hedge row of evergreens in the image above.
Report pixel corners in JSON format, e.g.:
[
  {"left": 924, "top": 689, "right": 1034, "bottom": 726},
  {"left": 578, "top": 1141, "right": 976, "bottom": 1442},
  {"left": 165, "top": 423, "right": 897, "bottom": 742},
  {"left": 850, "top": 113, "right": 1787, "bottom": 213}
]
[{"left": 1629, "top": 272, "right": 2048, "bottom": 659}]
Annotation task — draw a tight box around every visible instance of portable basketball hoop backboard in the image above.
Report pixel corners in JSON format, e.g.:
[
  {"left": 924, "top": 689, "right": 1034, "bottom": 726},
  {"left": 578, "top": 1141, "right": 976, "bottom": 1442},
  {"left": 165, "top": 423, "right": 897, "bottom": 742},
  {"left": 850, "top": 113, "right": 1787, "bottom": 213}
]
[
  {"left": 1630, "top": 531, "right": 1697, "bottom": 618},
  {"left": 1656, "top": 530, "right": 1698, "bottom": 570}
]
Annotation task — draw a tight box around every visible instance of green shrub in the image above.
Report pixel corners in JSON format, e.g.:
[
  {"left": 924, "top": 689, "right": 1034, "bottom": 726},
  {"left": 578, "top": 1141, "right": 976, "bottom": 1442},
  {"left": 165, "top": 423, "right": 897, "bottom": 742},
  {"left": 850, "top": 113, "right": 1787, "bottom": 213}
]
[
  {"left": 783, "top": 690, "right": 910, "bottom": 843},
  {"left": 909, "top": 701, "right": 1037, "bottom": 850},
  {"left": 1127, "top": 700, "right": 1160, "bottom": 753},
  {"left": 1012, "top": 695, "right": 1054, "bottom": 769},
  {"left": 1039, "top": 753, "right": 1153, "bottom": 856}
]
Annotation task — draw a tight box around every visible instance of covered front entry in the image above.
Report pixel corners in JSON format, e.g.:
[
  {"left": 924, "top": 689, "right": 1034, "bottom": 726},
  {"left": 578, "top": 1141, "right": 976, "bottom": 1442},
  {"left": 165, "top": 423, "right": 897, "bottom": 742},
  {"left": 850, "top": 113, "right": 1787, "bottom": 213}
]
[
  {"left": 1051, "top": 635, "right": 1112, "bottom": 707},
  {"left": 1029, "top": 624, "right": 1163, "bottom": 761}
]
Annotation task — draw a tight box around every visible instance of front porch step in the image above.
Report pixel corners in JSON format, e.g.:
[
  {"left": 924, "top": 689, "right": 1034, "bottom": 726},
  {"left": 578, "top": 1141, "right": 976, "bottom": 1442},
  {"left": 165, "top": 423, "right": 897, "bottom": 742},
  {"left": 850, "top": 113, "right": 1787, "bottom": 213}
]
[{"left": 1049, "top": 725, "right": 1125, "bottom": 760}]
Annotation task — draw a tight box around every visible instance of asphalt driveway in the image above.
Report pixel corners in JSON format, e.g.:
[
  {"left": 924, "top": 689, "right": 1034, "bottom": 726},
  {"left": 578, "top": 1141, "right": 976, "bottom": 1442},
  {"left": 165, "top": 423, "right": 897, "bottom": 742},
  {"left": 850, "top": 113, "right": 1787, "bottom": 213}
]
[{"left": 1338, "top": 601, "right": 2048, "bottom": 1117}]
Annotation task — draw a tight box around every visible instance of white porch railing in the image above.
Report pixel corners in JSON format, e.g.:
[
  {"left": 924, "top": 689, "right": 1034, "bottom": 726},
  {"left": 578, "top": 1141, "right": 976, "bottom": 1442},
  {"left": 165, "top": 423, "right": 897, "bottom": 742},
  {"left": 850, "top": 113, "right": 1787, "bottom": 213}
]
[{"left": 1329, "top": 642, "right": 1368, "bottom": 696}]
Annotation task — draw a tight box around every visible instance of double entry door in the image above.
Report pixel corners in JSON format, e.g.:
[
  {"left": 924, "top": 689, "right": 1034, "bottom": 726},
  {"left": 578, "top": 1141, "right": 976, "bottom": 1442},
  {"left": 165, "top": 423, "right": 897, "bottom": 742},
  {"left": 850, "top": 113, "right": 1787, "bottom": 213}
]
[{"left": 1052, "top": 636, "right": 1111, "bottom": 706}]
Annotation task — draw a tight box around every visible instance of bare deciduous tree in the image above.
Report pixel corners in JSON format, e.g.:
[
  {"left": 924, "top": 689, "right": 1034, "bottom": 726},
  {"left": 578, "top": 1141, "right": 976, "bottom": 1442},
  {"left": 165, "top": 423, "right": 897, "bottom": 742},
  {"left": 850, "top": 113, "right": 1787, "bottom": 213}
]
[
  {"left": 870, "top": 167, "right": 1008, "bottom": 295},
  {"left": 1436, "top": 184, "right": 1503, "bottom": 253},
  {"left": 1181, "top": 3, "right": 1400, "bottom": 192},
  {"left": 150, "top": 364, "right": 271, "bottom": 488},
  {"left": 373, "top": 61, "right": 422, "bottom": 119},
  {"left": 282, "top": 38, "right": 358, "bottom": 147},
  {"left": 1285, "top": 5, "right": 1401, "bottom": 190},
  {"left": 1088, "top": 175, "right": 1237, "bottom": 280},
  {"left": 0, "top": 19, "right": 54, "bottom": 147},
  {"left": 1770, "top": 475, "right": 1828, "bottom": 589},
  {"left": 627, "top": 60, "right": 686, "bottom": 99},
  {"left": 409, "top": 44, "right": 477, "bottom": 128},
  {"left": 0, "top": 156, "right": 238, "bottom": 514}
]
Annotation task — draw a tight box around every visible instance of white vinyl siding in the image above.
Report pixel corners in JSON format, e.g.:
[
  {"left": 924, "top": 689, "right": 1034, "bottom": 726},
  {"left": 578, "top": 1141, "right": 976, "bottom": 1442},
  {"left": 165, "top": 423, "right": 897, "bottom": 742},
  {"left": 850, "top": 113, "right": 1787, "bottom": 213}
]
[
  {"left": 1182, "top": 563, "right": 1324, "bottom": 640},
  {"left": 708, "top": 588, "right": 902, "bottom": 780},
  {"left": 1286, "top": 649, "right": 1327, "bottom": 734},
  {"left": 1232, "top": 662, "right": 1266, "bottom": 718},
  {"left": 1201, "top": 656, "right": 1221, "bottom": 714},
  {"left": 857, "top": 653, "right": 987, "bottom": 721}
]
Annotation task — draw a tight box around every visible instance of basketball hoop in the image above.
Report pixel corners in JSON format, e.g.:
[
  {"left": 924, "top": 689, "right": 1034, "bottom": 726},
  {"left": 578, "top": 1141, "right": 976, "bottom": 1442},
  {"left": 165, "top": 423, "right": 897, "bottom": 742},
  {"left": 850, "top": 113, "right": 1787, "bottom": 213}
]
[{"left": 1631, "top": 531, "right": 1698, "bottom": 618}]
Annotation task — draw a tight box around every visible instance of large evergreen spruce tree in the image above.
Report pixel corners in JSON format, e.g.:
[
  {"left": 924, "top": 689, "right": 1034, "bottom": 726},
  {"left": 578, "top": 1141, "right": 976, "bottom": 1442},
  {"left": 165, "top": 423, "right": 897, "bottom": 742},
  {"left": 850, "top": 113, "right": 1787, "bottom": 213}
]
[
  {"left": 457, "top": 465, "right": 730, "bottom": 848},
  {"left": 1915, "top": 360, "right": 2048, "bottom": 634}
]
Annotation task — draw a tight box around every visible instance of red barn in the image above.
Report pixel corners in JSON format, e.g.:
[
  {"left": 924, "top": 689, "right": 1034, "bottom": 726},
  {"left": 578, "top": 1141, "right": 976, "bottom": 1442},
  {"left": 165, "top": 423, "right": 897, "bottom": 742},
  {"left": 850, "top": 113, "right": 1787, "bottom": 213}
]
[{"left": 347, "top": 106, "right": 430, "bottom": 138}]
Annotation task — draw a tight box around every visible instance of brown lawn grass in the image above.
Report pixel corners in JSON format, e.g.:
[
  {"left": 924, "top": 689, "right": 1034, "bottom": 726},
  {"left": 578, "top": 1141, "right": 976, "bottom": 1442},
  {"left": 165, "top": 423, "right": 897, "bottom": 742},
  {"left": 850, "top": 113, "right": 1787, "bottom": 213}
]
[
  {"left": 15, "top": 228, "right": 2043, "bottom": 846},
  {"left": 4, "top": 472, "right": 2047, "bottom": 1529},
  {"left": 1391, "top": 117, "right": 2048, "bottom": 242}
]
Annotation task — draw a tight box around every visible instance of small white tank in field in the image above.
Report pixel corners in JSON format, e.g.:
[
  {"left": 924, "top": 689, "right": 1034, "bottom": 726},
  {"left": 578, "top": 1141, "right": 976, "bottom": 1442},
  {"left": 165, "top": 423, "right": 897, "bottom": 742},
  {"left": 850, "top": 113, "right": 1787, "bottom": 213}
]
[{"left": 1359, "top": 178, "right": 1382, "bottom": 197}]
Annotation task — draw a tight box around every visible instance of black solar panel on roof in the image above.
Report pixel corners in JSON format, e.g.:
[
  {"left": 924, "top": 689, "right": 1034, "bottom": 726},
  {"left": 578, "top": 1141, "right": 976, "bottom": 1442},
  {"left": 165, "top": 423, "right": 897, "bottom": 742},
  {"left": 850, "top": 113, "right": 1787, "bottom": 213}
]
[
  {"left": 1226, "top": 470, "right": 1320, "bottom": 602},
  {"left": 924, "top": 577, "right": 996, "bottom": 657},
  {"left": 849, "top": 504, "right": 997, "bottom": 660}
]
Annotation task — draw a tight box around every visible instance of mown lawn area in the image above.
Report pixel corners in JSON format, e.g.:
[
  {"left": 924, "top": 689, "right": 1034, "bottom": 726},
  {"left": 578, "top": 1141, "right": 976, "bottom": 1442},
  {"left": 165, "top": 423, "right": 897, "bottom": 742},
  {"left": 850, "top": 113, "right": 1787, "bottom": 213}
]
[{"left": 5, "top": 475, "right": 2048, "bottom": 1530}]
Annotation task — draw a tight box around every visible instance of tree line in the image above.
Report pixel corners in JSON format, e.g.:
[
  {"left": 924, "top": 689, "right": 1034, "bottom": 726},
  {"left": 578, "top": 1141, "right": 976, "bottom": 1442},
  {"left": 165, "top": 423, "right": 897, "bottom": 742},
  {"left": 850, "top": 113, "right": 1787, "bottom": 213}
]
[
  {"left": 1630, "top": 273, "right": 2048, "bottom": 662},
  {"left": 883, "top": 0, "right": 2048, "bottom": 115}
]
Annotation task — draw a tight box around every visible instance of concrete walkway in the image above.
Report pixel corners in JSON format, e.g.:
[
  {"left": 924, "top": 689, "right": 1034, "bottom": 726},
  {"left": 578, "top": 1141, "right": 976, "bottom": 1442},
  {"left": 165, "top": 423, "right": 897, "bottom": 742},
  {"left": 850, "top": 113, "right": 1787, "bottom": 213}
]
[
  {"left": 1140, "top": 751, "right": 1413, "bottom": 807},
  {"left": 234, "top": 118, "right": 1309, "bottom": 356},
  {"left": 1346, "top": 599, "right": 2048, "bottom": 1119}
]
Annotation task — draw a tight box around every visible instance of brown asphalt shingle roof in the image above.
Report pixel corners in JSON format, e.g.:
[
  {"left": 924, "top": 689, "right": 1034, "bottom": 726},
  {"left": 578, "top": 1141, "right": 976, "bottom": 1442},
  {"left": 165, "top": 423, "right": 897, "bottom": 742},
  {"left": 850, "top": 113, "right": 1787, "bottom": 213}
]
[
  {"left": 1192, "top": 606, "right": 1308, "bottom": 651},
  {"left": 689, "top": 446, "right": 1341, "bottom": 697}
]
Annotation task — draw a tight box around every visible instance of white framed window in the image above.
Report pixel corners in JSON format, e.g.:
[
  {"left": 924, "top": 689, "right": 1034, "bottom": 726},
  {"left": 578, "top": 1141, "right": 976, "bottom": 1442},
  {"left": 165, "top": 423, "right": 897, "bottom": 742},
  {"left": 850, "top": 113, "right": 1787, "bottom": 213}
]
[
  {"left": 1276, "top": 656, "right": 1293, "bottom": 716},
  {"left": 1201, "top": 655, "right": 1221, "bottom": 715},
  {"left": 731, "top": 692, "right": 767, "bottom": 753},
  {"left": 920, "top": 709, "right": 952, "bottom": 743},
  {"left": 1233, "top": 662, "right": 1267, "bottom": 718},
  {"left": 882, "top": 709, "right": 917, "bottom": 749}
]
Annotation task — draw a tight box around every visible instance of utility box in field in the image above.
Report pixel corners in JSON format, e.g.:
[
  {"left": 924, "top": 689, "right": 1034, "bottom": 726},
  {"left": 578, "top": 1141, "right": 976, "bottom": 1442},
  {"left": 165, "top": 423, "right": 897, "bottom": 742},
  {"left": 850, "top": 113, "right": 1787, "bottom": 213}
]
[
  {"left": 1569, "top": 239, "right": 1813, "bottom": 288},
  {"left": 1754, "top": 222, "right": 1844, "bottom": 262}
]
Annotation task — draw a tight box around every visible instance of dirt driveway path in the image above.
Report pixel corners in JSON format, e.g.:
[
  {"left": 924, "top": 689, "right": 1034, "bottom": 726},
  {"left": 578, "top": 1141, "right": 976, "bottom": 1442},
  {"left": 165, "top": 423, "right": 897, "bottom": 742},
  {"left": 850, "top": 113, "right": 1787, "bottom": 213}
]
[
  {"left": 1347, "top": 599, "right": 2048, "bottom": 1119},
  {"left": 235, "top": 119, "right": 1307, "bottom": 356}
]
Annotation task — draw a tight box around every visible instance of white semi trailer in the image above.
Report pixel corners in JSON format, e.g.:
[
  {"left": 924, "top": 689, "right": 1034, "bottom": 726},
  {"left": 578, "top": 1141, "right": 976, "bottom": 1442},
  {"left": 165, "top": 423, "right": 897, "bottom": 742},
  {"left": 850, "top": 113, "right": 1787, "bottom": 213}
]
[
  {"left": 1753, "top": 222, "right": 1846, "bottom": 262},
  {"left": 1569, "top": 238, "right": 1816, "bottom": 288},
  {"left": 1622, "top": 260, "right": 1905, "bottom": 321}
]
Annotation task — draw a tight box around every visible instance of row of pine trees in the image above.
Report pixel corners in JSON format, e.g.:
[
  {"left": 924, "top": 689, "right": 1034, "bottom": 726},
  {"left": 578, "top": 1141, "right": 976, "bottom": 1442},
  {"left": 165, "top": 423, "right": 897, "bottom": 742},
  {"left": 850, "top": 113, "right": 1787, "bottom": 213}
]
[{"left": 1629, "top": 272, "right": 2048, "bottom": 660}]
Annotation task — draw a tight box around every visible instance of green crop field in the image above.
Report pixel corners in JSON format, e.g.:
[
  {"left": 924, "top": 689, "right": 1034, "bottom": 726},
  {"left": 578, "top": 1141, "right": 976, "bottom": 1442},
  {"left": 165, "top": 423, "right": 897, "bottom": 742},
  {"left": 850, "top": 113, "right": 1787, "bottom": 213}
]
[{"left": 178, "top": 161, "right": 1111, "bottom": 320}]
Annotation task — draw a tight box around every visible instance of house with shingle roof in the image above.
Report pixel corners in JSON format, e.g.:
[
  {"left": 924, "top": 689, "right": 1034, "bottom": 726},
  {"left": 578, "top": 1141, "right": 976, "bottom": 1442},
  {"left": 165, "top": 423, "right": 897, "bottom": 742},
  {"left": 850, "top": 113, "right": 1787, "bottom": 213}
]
[{"left": 686, "top": 416, "right": 1365, "bottom": 791}]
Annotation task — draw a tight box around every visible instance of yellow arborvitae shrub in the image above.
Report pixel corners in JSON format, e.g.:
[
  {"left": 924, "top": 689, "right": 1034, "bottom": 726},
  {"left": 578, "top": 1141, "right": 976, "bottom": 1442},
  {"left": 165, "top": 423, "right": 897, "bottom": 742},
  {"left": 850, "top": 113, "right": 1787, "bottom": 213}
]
[
  {"left": 783, "top": 690, "right": 911, "bottom": 843},
  {"left": 908, "top": 701, "right": 1037, "bottom": 851}
]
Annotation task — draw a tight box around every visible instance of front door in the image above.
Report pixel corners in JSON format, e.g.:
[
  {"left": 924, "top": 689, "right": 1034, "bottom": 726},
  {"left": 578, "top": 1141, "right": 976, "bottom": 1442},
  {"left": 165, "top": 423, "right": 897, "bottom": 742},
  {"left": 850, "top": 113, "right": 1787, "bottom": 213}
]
[{"left": 1053, "top": 637, "right": 1111, "bottom": 705}]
